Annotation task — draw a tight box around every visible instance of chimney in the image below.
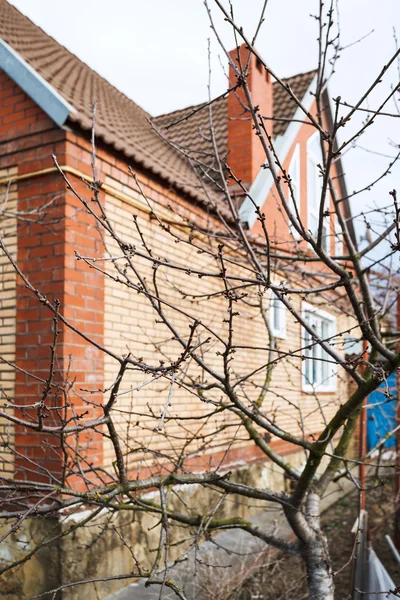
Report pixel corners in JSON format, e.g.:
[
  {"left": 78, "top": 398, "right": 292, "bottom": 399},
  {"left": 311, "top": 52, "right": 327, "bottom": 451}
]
[{"left": 227, "top": 44, "right": 273, "bottom": 189}]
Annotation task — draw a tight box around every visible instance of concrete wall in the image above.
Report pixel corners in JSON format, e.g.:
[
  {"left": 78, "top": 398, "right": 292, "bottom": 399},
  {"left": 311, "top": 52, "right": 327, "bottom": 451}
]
[{"left": 0, "top": 450, "right": 303, "bottom": 599}]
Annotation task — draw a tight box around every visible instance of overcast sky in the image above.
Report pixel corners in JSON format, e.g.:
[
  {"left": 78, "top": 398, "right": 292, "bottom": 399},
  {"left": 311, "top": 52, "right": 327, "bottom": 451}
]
[{"left": 7, "top": 0, "right": 400, "bottom": 253}]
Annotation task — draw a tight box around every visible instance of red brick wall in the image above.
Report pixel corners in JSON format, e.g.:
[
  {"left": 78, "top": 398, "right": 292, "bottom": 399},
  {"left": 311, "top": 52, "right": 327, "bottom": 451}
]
[
  {"left": 228, "top": 44, "right": 273, "bottom": 188},
  {"left": 0, "top": 69, "right": 104, "bottom": 486},
  {"left": 250, "top": 98, "right": 344, "bottom": 259},
  {"left": 0, "top": 67, "right": 352, "bottom": 488}
]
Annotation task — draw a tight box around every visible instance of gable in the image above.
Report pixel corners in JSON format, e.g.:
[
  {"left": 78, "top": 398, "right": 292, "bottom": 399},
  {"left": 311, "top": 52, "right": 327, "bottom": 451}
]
[
  {"left": 0, "top": 0, "right": 353, "bottom": 244},
  {"left": 239, "top": 74, "right": 317, "bottom": 227},
  {"left": 249, "top": 90, "right": 356, "bottom": 254},
  {"left": 154, "top": 70, "right": 317, "bottom": 186}
]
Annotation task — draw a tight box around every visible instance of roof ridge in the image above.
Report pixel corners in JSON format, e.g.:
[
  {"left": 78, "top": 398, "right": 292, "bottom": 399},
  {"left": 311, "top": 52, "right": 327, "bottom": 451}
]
[
  {"left": 2, "top": 0, "right": 152, "bottom": 117},
  {"left": 276, "top": 68, "right": 317, "bottom": 82},
  {"left": 155, "top": 69, "right": 318, "bottom": 122},
  {"left": 0, "top": 2, "right": 319, "bottom": 213},
  {"left": 154, "top": 98, "right": 224, "bottom": 121}
]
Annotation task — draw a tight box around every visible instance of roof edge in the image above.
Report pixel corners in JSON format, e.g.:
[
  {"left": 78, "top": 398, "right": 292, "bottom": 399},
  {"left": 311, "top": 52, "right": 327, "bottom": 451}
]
[{"left": 0, "top": 38, "right": 75, "bottom": 127}]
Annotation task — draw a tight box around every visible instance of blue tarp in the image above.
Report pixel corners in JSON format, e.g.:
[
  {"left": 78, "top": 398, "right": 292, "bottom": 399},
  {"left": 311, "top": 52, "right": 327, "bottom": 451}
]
[{"left": 367, "top": 373, "right": 396, "bottom": 452}]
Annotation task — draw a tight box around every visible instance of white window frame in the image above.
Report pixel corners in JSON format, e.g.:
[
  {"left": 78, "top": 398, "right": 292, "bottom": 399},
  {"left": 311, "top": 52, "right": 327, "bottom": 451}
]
[
  {"left": 307, "top": 132, "right": 330, "bottom": 252},
  {"left": 288, "top": 144, "right": 301, "bottom": 238},
  {"left": 302, "top": 302, "right": 337, "bottom": 392},
  {"left": 269, "top": 288, "right": 287, "bottom": 339}
]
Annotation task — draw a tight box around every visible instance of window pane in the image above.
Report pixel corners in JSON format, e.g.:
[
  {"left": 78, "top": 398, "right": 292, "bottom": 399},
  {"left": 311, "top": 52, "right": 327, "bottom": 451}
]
[
  {"left": 309, "top": 213, "right": 318, "bottom": 237},
  {"left": 303, "top": 312, "right": 334, "bottom": 388},
  {"left": 321, "top": 320, "right": 330, "bottom": 383},
  {"left": 308, "top": 159, "right": 318, "bottom": 213},
  {"left": 290, "top": 151, "right": 299, "bottom": 206},
  {"left": 270, "top": 292, "right": 286, "bottom": 338},
  {"left": 322, "top": 223, "right": 329, "bottom": 252},
  {"left": 321, "top": 319, "right": 329, "bottom": 340},
  {"left": 273, "top": 297, "right": 280, "bottom": 331},
  {"left": 309, "top": 134, "right": 321, "bottom": 158},
  {"left": 304, "top": 329, "right": 312, "bottom": 383},
  {"left": 288, "top": 147, "right": 301, "bottom": 237},
  {"left": 335, "top": 216, "right": 343, "bottom": 255}
]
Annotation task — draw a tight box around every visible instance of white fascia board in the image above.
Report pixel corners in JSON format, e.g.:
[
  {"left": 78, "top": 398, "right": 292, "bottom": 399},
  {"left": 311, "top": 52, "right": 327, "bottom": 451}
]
[
  {"left": 239, "top": 74, "right": 318, "bottom": 229},
  {"left": 0, "top": 39, "right": 74, "bottom": 127}
]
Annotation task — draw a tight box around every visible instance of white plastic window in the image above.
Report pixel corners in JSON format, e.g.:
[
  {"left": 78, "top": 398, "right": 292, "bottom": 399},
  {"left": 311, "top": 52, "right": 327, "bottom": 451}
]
[
  {"left": 307, "top": 133, "right": 330, "bottom": 252},
  {"left": 302, "top": 303, "right": 336, "bottom": 391},
  {"left": 269, "top": 291, "right": 286, "bottom": 339},
  {"left": 334, "top": 215, "right": 343, "bottom": 256},
  {"left": 288, "top": 144, "right": 301, "bottom": 237}
]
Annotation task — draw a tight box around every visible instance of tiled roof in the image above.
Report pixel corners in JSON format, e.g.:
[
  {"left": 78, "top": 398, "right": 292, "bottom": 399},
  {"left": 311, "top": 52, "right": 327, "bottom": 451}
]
[
  {"left": 272, "top": 71, "right": 316, "bottom": 136},
  {"left": 154, "top": 70, "right": 316, "bottom": 176},
  {"left": 0, "top": 0, "right": 210, "bottom": 203},
  {"left": 155, "top": 97, "right": 228, "bottom": 186},
  {"left": 0, "top": 0, "right": 315, "bottom": 206}
]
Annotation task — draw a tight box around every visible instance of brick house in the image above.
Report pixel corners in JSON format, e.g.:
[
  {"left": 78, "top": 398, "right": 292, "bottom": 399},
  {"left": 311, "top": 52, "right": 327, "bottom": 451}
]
[{"left": 0, "top": 1, "right": 357, "bottom": 595}]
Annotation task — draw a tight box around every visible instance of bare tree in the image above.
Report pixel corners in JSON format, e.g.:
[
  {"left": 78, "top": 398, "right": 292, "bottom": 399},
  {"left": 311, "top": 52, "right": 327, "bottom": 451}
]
[{"left": 0, "top": 2, "right": 399, "bottom": 599}]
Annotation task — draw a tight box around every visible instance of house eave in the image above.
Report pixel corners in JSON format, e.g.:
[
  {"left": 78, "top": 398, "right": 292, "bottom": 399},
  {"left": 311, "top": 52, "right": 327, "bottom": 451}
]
[{"left": 0, "top": 38, "right": 74, "bottom": 127}]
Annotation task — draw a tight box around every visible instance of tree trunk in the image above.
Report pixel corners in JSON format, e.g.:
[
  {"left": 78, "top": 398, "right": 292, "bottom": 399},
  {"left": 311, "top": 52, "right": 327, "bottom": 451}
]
[
  {"left": 304, "top": 535, "right": 334, "bottom": 600},
  {"left": 303, "top": 493, "right": 335, "bottom": 600}
]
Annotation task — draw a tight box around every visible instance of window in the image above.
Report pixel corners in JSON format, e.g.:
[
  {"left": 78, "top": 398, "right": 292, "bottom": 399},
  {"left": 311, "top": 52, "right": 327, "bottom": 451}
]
[
  {"left": 269, "top": 291, "right": 286, "bottom": 338},
  {"left": 288, "top": 144, "right": 300, "bottom": 209},
  {"left": 334, "top": 215, "right": 343, "bottom": 256},
  {"left": 288, "top": 144, "right": 301, "bottom": 236},
  {"left": 302, "top": 303, "right": 336, "bottom": 391},
  {"left": 307, "top": 133, "right": 330, "bottom": 252}
]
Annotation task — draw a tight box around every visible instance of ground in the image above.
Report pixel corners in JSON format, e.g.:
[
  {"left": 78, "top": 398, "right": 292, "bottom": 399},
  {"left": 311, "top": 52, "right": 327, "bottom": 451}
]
[{"left": 224, "top": 478, "right": 400, "bottom": 600}]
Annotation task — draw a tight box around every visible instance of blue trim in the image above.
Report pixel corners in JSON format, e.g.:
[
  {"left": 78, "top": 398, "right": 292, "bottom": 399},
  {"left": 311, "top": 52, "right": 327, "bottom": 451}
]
[{"left": 0, "top": 39, "right": 73, "bottom": 127}]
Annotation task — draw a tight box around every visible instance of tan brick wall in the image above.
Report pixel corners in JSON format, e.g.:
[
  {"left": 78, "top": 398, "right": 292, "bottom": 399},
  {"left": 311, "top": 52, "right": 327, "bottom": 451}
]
[
  {"left": 102, "top": 175, "right": 353, "bottom": 472},
  {"left": 0, "top": 167, "right": 17, "bottom": 475}
]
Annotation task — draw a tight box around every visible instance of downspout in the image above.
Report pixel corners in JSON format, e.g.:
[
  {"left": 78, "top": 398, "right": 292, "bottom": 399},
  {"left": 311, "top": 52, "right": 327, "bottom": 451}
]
[
  {"left": 359, "top": 337, "right": 369, "bottom": 512},
  {"left": 395, "top": 296, "right": 400, "bottom": 549}
]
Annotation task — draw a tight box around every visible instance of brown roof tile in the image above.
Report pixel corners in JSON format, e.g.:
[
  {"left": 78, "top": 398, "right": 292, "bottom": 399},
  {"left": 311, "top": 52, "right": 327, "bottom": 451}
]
[
  {"left": 155, "top": 98, "right": 228, "bottom": 187},
  {"left": 155, "top": 99, "right": 228, "bottom": 161},
  {"left": 0, "top": 0, "right": 210, "bottom": 204},
  {"left": 272, "top": 71, "right": 316, "bottom": 137},
  {"left": 0, "top": 0, "right": 315, "bottom": 208},
  {"left": 154, "top": 70, "right": 316, "bottom": 152}
]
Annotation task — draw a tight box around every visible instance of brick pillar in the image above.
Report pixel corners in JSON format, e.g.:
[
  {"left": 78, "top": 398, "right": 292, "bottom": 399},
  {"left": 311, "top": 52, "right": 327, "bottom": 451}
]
[
  {"left": 0, "top": 70, "right": 105, "bottom": 487},
  {"left": 14, "top": 170, "right": 105, "bottom": 487},
  {"left": 227, "top": 44, "right": 273, "bottom": 189},
  {"left": 61, "top": 178, "right": 105, "bottom": 486},
  {"left": 14, "top": 171, "right": 68, "bottom": 483}
]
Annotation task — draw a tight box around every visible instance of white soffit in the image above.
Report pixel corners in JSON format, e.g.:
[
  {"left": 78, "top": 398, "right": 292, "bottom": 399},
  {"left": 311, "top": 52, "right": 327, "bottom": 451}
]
[
  {"left": 239, "top": 74, "right": 318, "bottom": 229},
  {"left": 0, "top": 38, "right": 74, "bottom": 127}
]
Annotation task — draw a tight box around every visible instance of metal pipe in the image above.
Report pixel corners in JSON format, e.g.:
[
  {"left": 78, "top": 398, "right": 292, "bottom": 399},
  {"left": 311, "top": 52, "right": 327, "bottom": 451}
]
[
  {"left": 359, "top": 338, "right": 369, "bottom": 512},
  {"left": 0, "top": 165, "right": 149, "bottom": 213},
  {"left": 385, "top": 534, "right": 400, "bottom": 564}
]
